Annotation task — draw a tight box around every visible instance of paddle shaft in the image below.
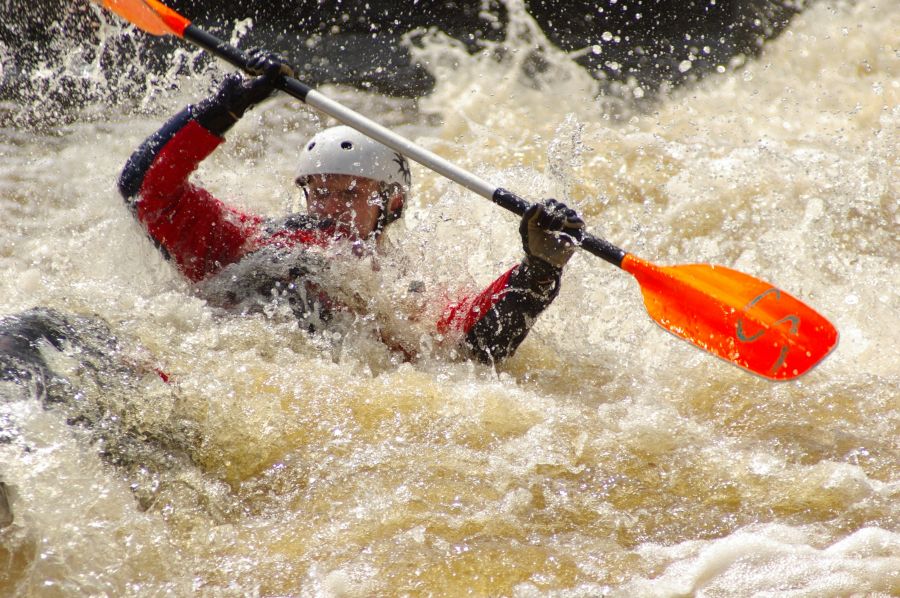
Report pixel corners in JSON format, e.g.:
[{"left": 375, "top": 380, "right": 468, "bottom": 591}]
[{"left": 183, "top": 25, "right": 628, "bottom": 267}]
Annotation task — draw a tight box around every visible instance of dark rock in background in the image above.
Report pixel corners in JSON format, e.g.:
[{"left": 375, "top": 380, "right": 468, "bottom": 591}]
[
  {"left": 1, "top": 0, "right": 802, "bottom": 127},
  {"left": 526, "top": 0, "right": 800, "bottom": 89}
]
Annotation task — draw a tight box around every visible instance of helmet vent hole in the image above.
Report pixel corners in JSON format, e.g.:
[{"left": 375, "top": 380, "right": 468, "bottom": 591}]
[
  {"left": 307, "top": 142, "right": 316, "bottom": 151},
  {"left": 341, "top": 141, "right": 353, "bottom": 150}
]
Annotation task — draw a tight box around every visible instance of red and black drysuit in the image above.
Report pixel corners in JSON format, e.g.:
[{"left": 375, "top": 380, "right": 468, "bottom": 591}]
[{"left": 117, "top": 91, "right": 564, "bottom": 363}]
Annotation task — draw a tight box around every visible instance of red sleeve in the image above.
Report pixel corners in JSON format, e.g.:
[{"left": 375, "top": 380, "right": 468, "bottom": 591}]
[
  {"left": 436, "top": 266, "right": 517, "bottom": 335},
  {"left": 135, "top": 120, "right": 265, "bottom": 281}
]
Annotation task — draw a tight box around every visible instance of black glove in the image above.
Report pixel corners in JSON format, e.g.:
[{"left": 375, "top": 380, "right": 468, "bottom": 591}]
[
  {"left": 240, "top": 50, "right": 295, "bottom": 103},
  {"left": 193, "top": 50, "right": 295, "bottom": 135},
  {"left": 519, "top": 198, "right": 585, "bottom": 270}
]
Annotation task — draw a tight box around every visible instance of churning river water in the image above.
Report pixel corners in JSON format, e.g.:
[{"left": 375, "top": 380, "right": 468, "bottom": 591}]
[{"left": 1, "top": 0, "right": 898, "bottom": 595}]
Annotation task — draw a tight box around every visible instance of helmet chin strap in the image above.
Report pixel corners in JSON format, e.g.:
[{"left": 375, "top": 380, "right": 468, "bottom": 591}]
[{"left": 373, "top": 184, "right": 403, "bottom": 236}]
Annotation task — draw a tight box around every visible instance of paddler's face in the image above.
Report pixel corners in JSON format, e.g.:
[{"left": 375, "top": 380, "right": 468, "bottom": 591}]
[{"left": 305, "top": 174, "right": 403, "bottom": 242}]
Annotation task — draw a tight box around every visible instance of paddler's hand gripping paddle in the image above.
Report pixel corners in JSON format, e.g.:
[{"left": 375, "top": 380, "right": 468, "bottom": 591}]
[{"left": 91, "top": 0, "right": 839, "bottom": 380}]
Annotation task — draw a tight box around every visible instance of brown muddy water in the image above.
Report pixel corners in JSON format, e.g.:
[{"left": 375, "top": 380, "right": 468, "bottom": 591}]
[{"left": 1, "top": 0, "right": 897, "bottom": 595}]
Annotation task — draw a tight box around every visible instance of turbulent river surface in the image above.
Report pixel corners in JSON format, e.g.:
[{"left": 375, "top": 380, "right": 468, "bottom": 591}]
[{"left": 1, "top": 0, "right": 898, "bottom": 596}]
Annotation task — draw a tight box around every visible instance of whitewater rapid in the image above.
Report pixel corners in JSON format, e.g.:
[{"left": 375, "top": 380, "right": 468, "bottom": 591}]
[{"left": 1, "top": 0, "right": 897, "bottom": 596}]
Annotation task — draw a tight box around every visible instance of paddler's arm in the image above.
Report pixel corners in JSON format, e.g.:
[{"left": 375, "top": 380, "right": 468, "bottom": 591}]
[
  {"left": 438, "top": 199, "right": 585, "bottom": 363},
  {"left": 116, "top": 53, "right": 292, "bottom": 281}
]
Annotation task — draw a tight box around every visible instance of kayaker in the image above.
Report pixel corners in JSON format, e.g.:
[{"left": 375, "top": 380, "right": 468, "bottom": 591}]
[{"left": 117, "top": 52, "right": 584, "bottom": 363}]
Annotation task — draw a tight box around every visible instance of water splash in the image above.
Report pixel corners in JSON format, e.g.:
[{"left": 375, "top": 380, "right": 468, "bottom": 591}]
[{"left": 1, "top": 0, "right": 898, "bottom": 595}]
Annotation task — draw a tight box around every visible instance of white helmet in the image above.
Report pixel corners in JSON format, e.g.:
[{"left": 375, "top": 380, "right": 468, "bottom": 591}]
[{"left": 295, "top": 126, "right": 411, "bottom": 191}]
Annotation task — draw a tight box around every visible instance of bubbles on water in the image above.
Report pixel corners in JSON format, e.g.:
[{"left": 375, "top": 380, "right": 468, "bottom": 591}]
[{"left": 621, "top": 524, "right": 900, "bottom": 597}]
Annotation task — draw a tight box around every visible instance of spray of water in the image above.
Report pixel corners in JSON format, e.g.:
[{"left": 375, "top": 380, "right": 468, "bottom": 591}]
[{"left": 1, "top": 0, "right": 898, "bottom": 595}]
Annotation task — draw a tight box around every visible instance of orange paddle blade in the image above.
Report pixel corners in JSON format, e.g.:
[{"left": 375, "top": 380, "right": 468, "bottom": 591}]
[
  {"left": 622, "top": 255, "right": 838, "bottom": 380},
  {"left": 93, "top": 0, "right": 190, "bottom": 37}
]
